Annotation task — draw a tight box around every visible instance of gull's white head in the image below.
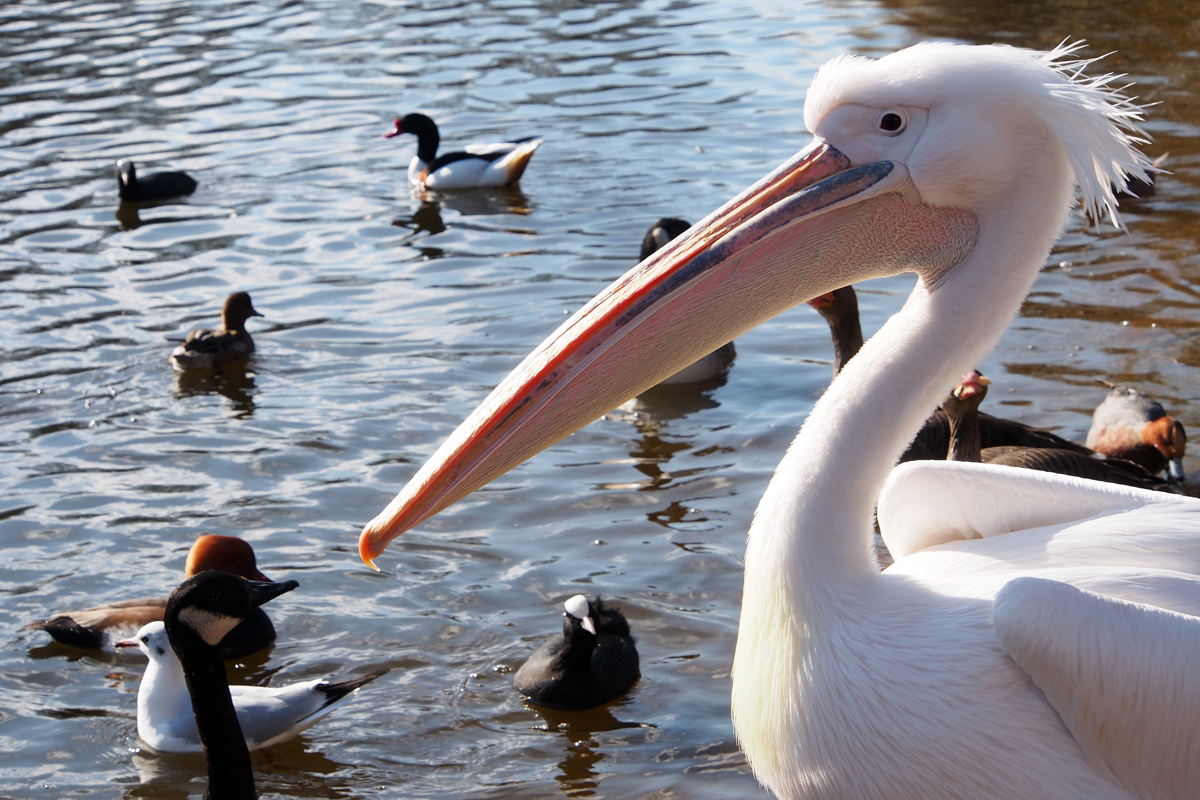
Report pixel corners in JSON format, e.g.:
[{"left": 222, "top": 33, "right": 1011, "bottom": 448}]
[
  {"left": 804, "top": 41, "right": 1150, "bottom": 229},
  {"left": 116, "top": 620, "right": 172, "bottom": 661}
]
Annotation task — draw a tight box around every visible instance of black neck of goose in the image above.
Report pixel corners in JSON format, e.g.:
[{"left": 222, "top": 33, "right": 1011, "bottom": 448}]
[
  {"left": 944, "top": 398, "right": 982, "bottom": 463},
  {"left": 828, "top": 312, "right": 864, "bottom": 377},
  {"left": 173, "top": 628, "right": 257, "bottom": 800}
]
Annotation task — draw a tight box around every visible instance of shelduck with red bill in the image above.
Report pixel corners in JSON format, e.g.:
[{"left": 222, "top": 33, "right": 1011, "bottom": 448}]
[{"left": 382, "top": 113, "right": 542, "bottom": 190}]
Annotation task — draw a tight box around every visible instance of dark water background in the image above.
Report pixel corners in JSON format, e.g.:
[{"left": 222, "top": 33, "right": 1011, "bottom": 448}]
[{"left": 3, "top": 0, "right": 1200, "bottom": 797}]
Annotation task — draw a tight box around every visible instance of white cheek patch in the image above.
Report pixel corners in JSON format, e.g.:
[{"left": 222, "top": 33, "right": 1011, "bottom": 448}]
[
  {"left": 177, "top": 607, "right": 241, "bottom": 647},
  {"left": 564, "top": 595, "right": 590, "bottom": 620}
]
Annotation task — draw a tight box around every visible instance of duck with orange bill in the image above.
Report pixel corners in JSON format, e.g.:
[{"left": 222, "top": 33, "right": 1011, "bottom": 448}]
[
  {"left": 357, "top": 41, "right": 1200, "bottom": 800},
  {"left": 25, "top": 535, "right": 279, "bottom": 659},
  {"left": 383, "top": 113, "right": 542, "bottom": 189}
]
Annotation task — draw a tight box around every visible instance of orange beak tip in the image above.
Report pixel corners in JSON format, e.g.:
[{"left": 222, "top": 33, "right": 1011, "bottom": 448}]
[{"left": 359, "top": 526, "right": 383, "bottom": 572}]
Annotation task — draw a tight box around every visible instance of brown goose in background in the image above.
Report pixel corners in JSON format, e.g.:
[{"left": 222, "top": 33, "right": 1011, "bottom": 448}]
[
  {"left": 1087, "top": 383, "right": 1186, "bottom": 483},
  {"left": 25, "top": 535, "right": 278, "bottom": 659},
  {"left": 169, "top": 292, "right": 263, "bottom": 371},
  {"left": 163, "top": 570, "right": 298, "bottom": 800},
  {"left": 941, "top": 371, "right": 1171, "bottom": 491},
  {"left": 806, "top": 284, "right": 1094, "bottom": 463},
  {"left": 641, "top": 218, "right": 737, "bottom": 386},
  {"left": 807, "top": 287, "right": 862, "bottom": 377}
]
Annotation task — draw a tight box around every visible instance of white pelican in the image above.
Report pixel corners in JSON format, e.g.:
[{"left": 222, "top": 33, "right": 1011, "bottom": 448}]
[
  {"left": 359, "top": 42, "right": 1200, "bottom": 800},
  {"left": 382, "top": 113, "right": 542, "bottom": 189}
]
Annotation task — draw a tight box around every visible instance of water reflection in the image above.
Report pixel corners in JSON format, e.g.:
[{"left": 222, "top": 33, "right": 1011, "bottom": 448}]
[
  {"left": 392, "top": 186, "right": 535, "bottom": 241},
  {"left": 525, "top": 704, "right": 648, "bottom": 798},
  {"left": 173, "top": 364, "right": 257, "bottom": 419},
  {"left": 394, "top": 201, "right": 448, "bottom": 238},
  {"left": 128, "top": 736, "right": 346, "bottom": 800}
]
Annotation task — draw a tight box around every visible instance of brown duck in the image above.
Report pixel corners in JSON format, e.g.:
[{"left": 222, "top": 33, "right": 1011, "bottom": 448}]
[{"left": 169, "top": 292, "right": 262, "bottom": 371}]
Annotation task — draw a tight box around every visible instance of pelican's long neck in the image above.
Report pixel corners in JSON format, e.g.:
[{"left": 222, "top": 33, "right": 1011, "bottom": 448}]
[{"left": 732, "top": 149, "right": 1074, "bottom": 791}]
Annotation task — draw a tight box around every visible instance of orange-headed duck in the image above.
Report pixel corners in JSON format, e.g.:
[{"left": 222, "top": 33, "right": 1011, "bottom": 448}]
[
  {"left": 25, "top": 535, "right": 278, "bottom": 659},
  {"left": 1086, "top": 383, "right": 1186, "bottom": 482},
  {"left": 118, "top": 619, "right": 387, "bottom": 753},
  {"left": 383, "top": 113, "right": 542, "bottom": 189},
  {"left": 117, "top": 159, "right": 197, "bottom": 203},
  {"left": 169, "top": 291, "right": 262, "bottom": 371},
  {"left": 512, "top": 595, "right": 639, "bottom": 710},
  {"left": 943, "top": 371, "right": 1170, "bottom": 491}
]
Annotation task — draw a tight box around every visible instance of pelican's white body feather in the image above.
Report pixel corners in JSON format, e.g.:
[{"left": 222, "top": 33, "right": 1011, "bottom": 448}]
[
  {"left": 356, "top": 39, "right": 1188, "bottom": 800},
  {"left": 726, "top": 42, "right": 1190, "bottom": 800}
]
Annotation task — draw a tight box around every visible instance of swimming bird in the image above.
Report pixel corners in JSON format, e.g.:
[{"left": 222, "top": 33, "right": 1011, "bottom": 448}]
[
  {"left": 1087, "top": 383, "right": 1186, "bottom": 482},
  {"left": 941, "top": 370, "right": 1169, "bottom": 490},
  {"left": 806, "top": 286, "right": 863, "bottom": 377},
  {"left": 169, "top": 292, "right": 263, "bottom": 371},
  {"left": 805, "top": 283, "right": 1094, "bottom": 461},
  {"left": 117, "top": 159, "right": 197, "bottom": 202},
  {"left": 640, "top": 218, "right": 736, "bottom": 385},
  {"left": 512, "top": 595, "right": 639, "bottom": 710},
  {"left": 382, "top": 113, "right": 542, "bottom": 190},
  {"left": 358, "top": 42, "right": 1200, "bottom": 800},
  {"left": 162, "top": 570, "right": 298, "bottom": 800},
  {"left": 25, "top": 535, "right": 277, "bottom": 659},
  {"left": 117, "top": 621, "right": 388, "bottom": 753}
]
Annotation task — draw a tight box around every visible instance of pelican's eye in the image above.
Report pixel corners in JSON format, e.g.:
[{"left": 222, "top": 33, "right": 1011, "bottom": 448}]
[
  {"left": 878, "top": 111, "right": 906, "bottom": 135},
  {"left": 141, "top": 636, "right": 149, "bottom": 643}
]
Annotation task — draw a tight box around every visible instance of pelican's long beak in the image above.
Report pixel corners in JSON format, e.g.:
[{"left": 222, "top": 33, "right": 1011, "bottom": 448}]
[{"left": 360, "top": 138, "right": 969, "bottom": 568}]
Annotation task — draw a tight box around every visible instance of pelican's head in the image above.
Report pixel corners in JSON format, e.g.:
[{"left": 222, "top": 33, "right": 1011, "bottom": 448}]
[{"left": 359, "top": 42, "right": 1152, "bottom": 567}]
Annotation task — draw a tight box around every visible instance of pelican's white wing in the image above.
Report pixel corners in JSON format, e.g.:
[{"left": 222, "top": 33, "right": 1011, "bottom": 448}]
[
  {"left": 878, "top": 461, "right": 1182, "bottom": 560},
  {"left": 994, "top": 577, "right": 1200, "bottom": 799}
]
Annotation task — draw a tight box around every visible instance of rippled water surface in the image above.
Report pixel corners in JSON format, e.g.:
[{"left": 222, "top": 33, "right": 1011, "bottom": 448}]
[{"left": 4, "top": 0, "right": 1200, "bottom": 797}]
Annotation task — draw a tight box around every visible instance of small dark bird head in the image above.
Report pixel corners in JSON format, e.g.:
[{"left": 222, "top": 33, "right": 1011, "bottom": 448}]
[
  {"left": 165, "top": 570, "right": 297, "bottom": 649},
  {"left": 221, "top": 292, "right": 263, "bottom": 332},
  {"left": 116, "top": 160, "right": 137, "bottom": 197},
  {"left": 563, "top": 594, "right": 596, "bottom": 636},
  {"left": 806, "top": 285, "right": 859, "bottom": 323},
  {"left": 944, "top": 370, "right": 990, "bottom": 413},
  {"left": 640, "top": 217, "right": 692, "bottom": 261}
]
